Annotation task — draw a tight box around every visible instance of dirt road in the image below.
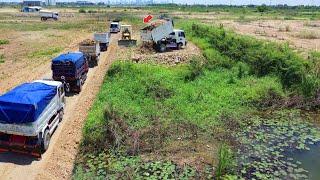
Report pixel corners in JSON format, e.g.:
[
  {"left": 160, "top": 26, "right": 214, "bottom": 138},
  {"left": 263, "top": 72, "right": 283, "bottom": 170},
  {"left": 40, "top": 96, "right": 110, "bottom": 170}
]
[{"left": 0, "top": 34, "right": 119, "bottom": 180}]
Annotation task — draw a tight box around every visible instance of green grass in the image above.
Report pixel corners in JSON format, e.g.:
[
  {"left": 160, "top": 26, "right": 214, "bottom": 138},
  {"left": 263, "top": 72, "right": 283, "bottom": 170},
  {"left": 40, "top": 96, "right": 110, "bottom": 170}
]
[
  {"left": 28, "top": 46, "right": 63, "bottom": 59},
  {"left": 0, "top": 39, "right": 9, "bottom": 45},
  {"left": 177, "top": 21, "right": 320, "bottom": 97},
  {"left": 75, "top": 59, "right": 283, "bottom": 178},
  {"left": 0, "top": 54, "right": 4, "bottom": 63},
  {"left": 83, "top": 62, "right": 282, "bottom": 145}
]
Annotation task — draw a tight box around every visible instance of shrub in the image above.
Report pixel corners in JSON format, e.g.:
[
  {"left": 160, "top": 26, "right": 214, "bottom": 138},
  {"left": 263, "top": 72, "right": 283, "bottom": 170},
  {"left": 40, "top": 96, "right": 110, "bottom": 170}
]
[
  {"left": 257, "top": 4, "right": 268, "bottom": 13},
  {"left": 79, "top": 9, "right": 86, "bottom": 13},
  {"left": 0, "top": 39, "right": 9, "bottom": 45}
]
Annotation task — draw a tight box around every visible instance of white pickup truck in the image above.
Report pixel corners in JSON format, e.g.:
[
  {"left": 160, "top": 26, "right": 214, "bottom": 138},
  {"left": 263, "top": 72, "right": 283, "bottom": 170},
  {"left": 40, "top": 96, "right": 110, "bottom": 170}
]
[
  {"left": 40, "top": 10, "right": 59, "bottom": 21},
  {"left": 141, "top": 19, "right": 187, "bottom": 52},
  {"left": 0, "top": 80, "right": 65, "bottom": 157}
]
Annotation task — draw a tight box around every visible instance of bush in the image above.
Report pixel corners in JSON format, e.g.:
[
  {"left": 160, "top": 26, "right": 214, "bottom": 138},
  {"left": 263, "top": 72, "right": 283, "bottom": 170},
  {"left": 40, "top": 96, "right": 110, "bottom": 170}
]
[
  {"left": 79, "top": 9, "right": 86, "bottom": 13},
  {"left": 0, "top": 39, "right": 9, "bottom": 45}
]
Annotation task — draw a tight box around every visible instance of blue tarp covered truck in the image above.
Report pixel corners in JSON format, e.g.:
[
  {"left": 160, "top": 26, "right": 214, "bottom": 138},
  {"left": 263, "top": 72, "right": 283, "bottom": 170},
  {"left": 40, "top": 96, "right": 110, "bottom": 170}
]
[
  {"left": 52, "top": 52, "right": 89, "bottom": 93},
  {"left": 0, "top": 80, "right": 65, "bottom": 157}
]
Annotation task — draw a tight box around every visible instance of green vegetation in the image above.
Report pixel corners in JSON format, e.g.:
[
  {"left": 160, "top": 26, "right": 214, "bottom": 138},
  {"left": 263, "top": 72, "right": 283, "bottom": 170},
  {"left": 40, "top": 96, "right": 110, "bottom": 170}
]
[
  {"left": 179, "top": 22, "right": 320, "bottom": 98},
  {"left": 0, "top": 54, "right": 4, "bottom": 63},
  {"left": 0, "top": 39, "right": 9, "bottom": 45},
  {"left": 74, "top": 16, "right": 320, "bottom": 179},
  {"left": 28, "top": 46, "right": 63, "bottom": 59},
  {"left": 79, "top": 9, "right": 86, "bottom": 13},
  {"left": 236, "top": 111, "right": 320, "bottom": 179}
]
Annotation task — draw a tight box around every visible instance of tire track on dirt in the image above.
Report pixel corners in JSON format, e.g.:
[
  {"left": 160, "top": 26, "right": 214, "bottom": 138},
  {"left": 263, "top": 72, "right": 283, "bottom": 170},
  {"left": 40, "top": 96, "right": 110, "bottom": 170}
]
[{"left": 0, "top": 34, "right": 119, "bottom": 180}]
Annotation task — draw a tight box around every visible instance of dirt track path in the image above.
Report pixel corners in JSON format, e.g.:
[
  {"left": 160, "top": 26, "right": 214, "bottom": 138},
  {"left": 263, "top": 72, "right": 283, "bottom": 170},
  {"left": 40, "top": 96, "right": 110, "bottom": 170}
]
[{"left": 0, "top": 34, "right": 119, "bottom": 180}]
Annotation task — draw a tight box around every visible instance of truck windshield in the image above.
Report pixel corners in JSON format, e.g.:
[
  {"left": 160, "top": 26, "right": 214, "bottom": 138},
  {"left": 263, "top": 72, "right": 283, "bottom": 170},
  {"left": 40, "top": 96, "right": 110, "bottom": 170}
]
[{"left": 110, "top": 24, "right": 118, "bottom": 28}]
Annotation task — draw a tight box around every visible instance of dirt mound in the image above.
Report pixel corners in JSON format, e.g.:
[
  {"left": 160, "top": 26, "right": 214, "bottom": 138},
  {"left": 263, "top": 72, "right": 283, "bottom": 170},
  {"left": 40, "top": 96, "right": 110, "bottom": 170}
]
[
  {"left": 79, "top": 39, "right": 95, "bottom": 46},
  {"left": 130, "top": 42, "right": 202, "bottom": 66}
]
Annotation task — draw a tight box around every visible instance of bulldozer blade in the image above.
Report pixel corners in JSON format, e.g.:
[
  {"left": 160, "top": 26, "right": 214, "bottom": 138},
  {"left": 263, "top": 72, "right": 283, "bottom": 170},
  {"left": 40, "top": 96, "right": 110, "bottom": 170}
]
[{"left": 118, "top": 40, "right": 137, "bottom": 47}]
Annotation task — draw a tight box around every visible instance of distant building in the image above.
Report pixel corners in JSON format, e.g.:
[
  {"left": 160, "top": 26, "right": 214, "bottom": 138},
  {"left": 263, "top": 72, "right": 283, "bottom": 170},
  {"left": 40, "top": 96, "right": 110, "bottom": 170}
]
[
  {"left": 76, "top": 1, "right": 95, "bottom": 6},
  {"left": 22, "top": 0, "right": 43, "bottom": 6},
  {"left": 45, "top": 0, "right": 56, "bottom": 6}
]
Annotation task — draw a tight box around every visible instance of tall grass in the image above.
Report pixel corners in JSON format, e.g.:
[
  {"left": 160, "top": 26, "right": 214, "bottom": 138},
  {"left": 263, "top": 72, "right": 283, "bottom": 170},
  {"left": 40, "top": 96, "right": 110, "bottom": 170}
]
[
  {"left": 216, "top": 144, "right": 236, "bottom": 178},
  {"left": 178, "top": 22, "right": 319, "bottom": 97}
]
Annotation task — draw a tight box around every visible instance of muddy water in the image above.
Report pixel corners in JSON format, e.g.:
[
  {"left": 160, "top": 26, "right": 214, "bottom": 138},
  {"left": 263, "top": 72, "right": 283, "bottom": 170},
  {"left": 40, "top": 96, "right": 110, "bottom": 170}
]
[{"left": 287, "top": 143, "right": 320, "bottom": 180}]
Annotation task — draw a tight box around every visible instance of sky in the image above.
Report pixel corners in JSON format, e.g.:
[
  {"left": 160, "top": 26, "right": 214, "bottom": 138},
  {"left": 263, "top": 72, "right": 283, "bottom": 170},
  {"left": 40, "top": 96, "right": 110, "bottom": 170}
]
[{"left": 2, "top": 0, "right": 319, "bottom": 6}]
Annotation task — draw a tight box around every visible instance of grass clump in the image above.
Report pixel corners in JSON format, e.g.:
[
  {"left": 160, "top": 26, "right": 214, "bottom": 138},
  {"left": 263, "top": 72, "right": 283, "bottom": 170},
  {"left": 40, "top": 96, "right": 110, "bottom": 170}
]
[
  {"left": 0, "top": 54, "right": 4, "bottom": 63},
  {"left": 0, "top": 39, "right": 9, "bottom": 45},
  {"left": 28, "top": 46, "right": 63, "bottom": 59},
  {"left": 216, "top": 144, "right": 236, "bottom": 178},
  {"left": 297, "top": 30, "right": 320, "bottom": 39}
]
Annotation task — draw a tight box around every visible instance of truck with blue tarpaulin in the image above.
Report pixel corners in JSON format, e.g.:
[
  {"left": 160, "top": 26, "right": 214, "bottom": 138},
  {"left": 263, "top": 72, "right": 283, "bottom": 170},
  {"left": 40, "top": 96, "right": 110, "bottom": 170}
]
[
  {"left": 0, "top": 80, "right": 65, "bottom": 157},
  {"left": 52, "top": 52, "right": 89, "bottom": 93}
]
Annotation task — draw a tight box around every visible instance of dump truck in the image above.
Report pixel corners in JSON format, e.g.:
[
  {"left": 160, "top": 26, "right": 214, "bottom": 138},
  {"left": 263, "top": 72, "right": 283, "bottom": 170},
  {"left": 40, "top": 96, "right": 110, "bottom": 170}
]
[
  {"left": 0, "top": 80, "right": 65, "bottom": 157},
  {"left": 79, "top": 39, "right": 100, "bottom": 67},
  {"left": 94, "top": 32, "right": 110, "bottom": 52},
  {"left": 52, "top": 52, "right": 89, "bottom": 93},
  {"left": 110, "top": 21, "right": 121, "bottom": 33},
  {"left": 40, "top": 10, "right": 59, "bottom": 21},
  {"left": 141, "top": 19, "right": 187, "bottom": 52},
  {"left": 118, "top": 25, "right": 137, "bottom": 47}
]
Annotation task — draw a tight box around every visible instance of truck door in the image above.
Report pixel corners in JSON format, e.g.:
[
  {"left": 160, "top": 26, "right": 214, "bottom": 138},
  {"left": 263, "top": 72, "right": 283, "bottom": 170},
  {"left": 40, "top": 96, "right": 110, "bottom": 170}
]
[{"left": 178, "top": 31, "right": 186, "bottom": 45}]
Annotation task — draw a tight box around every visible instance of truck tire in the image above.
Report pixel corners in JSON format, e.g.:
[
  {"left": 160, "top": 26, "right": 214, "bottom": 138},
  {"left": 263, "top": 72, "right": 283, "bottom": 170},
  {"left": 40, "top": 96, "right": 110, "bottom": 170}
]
[
  {"left": 59, "top": 110, "right": 64, "bottom": 122},
  {"left": 41, "top": 129, "right": 51, "bottom": 152},
  {"left": 177, "top": 43, "right": 183, "bottom": 50},
  {"left": 75, "top": 79, "right": 82, "bottom": 93},
  {"left": 157, "top": 43, "right": 167, "bottom": 53}
]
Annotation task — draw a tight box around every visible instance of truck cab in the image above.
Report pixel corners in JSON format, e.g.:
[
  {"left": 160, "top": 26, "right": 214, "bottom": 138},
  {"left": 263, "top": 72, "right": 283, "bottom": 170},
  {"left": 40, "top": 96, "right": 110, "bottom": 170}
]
[
  {"left": 168, "top": 29, "right": 187, "bottom": 49},
  {"left": 110, "top": 22, "right": 120, "bottom": 33}
]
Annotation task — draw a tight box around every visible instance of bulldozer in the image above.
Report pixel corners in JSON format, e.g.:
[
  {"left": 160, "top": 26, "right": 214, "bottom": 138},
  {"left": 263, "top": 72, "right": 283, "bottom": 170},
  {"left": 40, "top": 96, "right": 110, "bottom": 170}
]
[{"left": 118, "top": 25, "right": 137, "bottom": 47}]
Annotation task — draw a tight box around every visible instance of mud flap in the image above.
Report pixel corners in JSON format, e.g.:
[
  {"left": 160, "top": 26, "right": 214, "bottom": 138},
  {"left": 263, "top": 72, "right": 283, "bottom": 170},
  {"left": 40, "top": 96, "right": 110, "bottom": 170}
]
[{"left": 0, "top": 134, "right": 42, "bottom": 158}]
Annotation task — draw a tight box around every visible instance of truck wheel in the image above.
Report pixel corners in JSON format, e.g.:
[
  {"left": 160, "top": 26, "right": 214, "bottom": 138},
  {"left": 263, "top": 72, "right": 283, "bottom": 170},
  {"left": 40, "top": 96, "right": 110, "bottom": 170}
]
[
  {"left": 59, "top": 110, "right": 64, "bottom": 122},
  {"left": 41, "top": 129, "right": 51, "bottom": 152},
  {"left": 157, "top": 43, "right": 167, "bottom": 53},
  {"left": 76, "top": 80, "right": 82, "bottom": 93},
  {"left": 177, "top": 43, "right": 183, "bottom": 50}
]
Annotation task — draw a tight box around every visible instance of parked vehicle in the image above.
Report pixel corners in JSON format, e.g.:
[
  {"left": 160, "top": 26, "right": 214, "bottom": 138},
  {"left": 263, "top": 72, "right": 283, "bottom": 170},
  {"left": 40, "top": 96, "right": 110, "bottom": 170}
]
[
  {"left": 79, "top": 39, "right": 100, "bottom": 67},
  {"left": 52, "top": 52, "right": 89, "bottom": 93},
  {"left": 110, "top": 21, "right": 121, "bottom": 33},
  {"left": 0, "top": 80, "right": 65, "bottom": 157},
  {"left": 118, "top": 25, "right": 137, "bottom": 47},
  {"left": 94, "top": 32, "right": 110, "bottom": 52},
  {"left": 40, "top": 10, "right": 59, "bottom": 21},
  {"left": 141, "top": 19, "right": 187, "bottom": 52},
  {"left": 21, "top": 6, "right": 42, "bottom": 13}
]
